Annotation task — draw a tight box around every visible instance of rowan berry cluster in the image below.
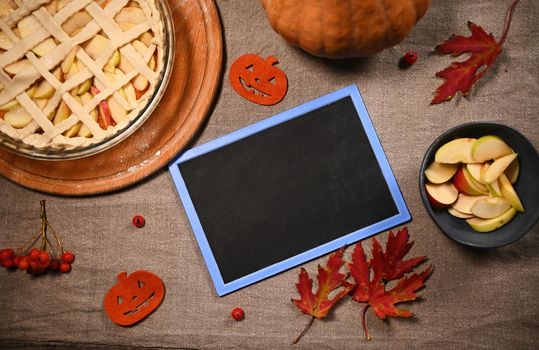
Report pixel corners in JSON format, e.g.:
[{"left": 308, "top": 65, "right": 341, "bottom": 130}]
[{"left": 0, "top": 200, "right": 75, "bottom": 277}]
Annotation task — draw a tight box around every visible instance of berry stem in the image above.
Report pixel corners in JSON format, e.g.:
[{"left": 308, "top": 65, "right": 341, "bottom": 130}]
[
  {"left": 16, "top": 230, "right": 43, "bottom": 255},
  {"left": 362, "top": 304, "right": 372, "bottom": 341},
  {"left": 292, "top": 316, "right": 315, "bottom": 344},
  {"left": 499, "top": 0, "right": 520, "bottom": 46},
  {"left": 40, "top": 200, "right": 48, "bottom": 251}
]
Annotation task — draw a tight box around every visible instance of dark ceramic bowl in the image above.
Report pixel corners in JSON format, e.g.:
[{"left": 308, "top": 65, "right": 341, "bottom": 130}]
[{"left": 419, "top": 122, "right": 539, "bottom": 248}]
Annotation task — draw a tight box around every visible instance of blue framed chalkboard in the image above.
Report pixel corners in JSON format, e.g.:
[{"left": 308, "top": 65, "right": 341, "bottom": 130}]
[{"left": 169, "top": 85, "right": 410, "bottom": 296}]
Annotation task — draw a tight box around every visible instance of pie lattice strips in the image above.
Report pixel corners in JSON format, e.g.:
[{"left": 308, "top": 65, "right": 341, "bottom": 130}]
[{"left": 0, "top": 0, "right": 164, "bottom": 149}]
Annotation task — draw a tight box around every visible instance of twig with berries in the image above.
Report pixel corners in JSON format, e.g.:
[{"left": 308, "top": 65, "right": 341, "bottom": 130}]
[{"left": 0, "top": 200, "right": 75, "bottom": 276}]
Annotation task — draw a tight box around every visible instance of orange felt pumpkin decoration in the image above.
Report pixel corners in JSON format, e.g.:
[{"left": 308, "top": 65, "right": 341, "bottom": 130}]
[
  {"left": 229, "top": 54, "right": 288, "bottom": 105},
  {"left": 260, "top": 0, "right": 431, "bottom": 58},
  {"left": 103, "top": 270, "right": 165, "bottom": 326}
]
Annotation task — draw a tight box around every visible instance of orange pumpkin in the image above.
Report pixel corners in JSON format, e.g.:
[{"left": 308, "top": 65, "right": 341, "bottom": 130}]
[
  {"left": 260, "top": 0, "right": 431, "bottom": 58},
  {"left": 103, "top": 270, "right": 165, "bottom": 326}
]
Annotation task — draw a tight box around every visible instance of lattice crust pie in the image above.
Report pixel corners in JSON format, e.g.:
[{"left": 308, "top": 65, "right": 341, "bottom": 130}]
[{"left": 0, "top": 0, "right": 164, "bottom": 149}]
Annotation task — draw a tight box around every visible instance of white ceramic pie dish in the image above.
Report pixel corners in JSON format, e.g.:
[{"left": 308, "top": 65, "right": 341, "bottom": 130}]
[{"left": 0, "top": 0, "right": 175, "bottom": 160}]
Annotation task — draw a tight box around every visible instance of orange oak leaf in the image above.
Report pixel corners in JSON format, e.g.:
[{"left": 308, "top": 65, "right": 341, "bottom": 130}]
[
  {"left": 348, "top": 228, "right": 432, "bottom": 340},
  {"left": 432, "top": 0, "right": 520, "bottom": 104},
  {"left": 292, "top": 248, "right": 353, "bottom": 344}
]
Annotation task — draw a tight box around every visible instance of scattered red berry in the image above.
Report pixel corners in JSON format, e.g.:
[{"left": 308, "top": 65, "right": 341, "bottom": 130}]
[
  {"left": 132, "top": 215, "right": 145, "bottom": 228},
  {"left": 61, "top": 251, "right": 75, "bottom": 264},
  {"left": 402, "top": 50, "right": 418, "bottom": 66},
  {"left": 0, "top": 248, "right": 14, "bottom": 261},
  {"left": 59, "top": 262, "right": 71, "bottom": 273},
  {"left": 231, "top": 307, "right": 245, "bottom": 321}
]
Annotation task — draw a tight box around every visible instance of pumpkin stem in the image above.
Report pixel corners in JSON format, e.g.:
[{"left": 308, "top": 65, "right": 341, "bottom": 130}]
[
  {"left": 292, "top": 316, "right": 316, "bottom": 344},
  {"left": 499, "top": 0, "right": 520, "bottom": 46}
]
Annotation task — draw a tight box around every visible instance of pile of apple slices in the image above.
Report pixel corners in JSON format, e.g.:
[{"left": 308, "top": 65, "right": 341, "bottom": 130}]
[{"left": 424, "top": 135, "right": 524, "bottom": 232}]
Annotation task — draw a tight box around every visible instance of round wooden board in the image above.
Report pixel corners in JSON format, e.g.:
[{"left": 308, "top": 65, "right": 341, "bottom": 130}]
[{"left": 0, "top": 0, "right": 223, "bottom": 196}]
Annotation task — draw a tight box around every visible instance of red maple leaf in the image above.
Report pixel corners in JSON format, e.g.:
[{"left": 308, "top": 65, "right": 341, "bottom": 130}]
[
  {"left": 292, "top": 248, "right": 353, "bottom": 343},
  {"left": 348, "top": 228, "right": 432, "bottom": 340},
  {"left": 432, "top": 0, "right": 520, "bottom": 104}
]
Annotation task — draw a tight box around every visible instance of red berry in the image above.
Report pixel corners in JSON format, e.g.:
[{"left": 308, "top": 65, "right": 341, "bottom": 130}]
[
  {"left": 29, "top": 260, "right": 39, "bottom": 270},
  {"left": 231, "top": 307, "right": 245, "bottom": 321},
  {"left": 0, "top": 248, "right": 14, "bottom": 261},
  {"left": 61, "top": 251, "right": 75, "bottom": 264},
  {"left": 1, "top": 258, "right": 14, "bottom": 268},
  {"left": 132, "top": 215, "right": 145, "bottom": 228},
  {"left": 402, "top": 50, "right": 418, "bottom": 66},
  {"left": 48, "top": 259, "right": 60, "bottom": 271},
  {"left": 13, "top": 255, "right": 22, "bottom": 265},
  {"left": 29, "top": 248, "right": 40, "bottom": 260},
  {"left": 37, "top": 251, "right": 51, "bottom": 268},
  {"left": 59, "top": 262, "right": 71, "bottom": 273},
  {"left": 18, "top": 257, "right": 30, "bottom": 270}
]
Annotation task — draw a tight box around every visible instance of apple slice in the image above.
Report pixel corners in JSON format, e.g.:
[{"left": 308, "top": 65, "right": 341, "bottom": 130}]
[
  {"left": 92, "top": 86, "right": 115, "bottom": 129},
  {"left": 84, "top": 34, "right": 110, "bottom": 60},
  {"left": 139, "top": 32, "right": 154, "bottom": 47},
  {"left": 448, "top": 207, "right": 475, "bottom": 219},
  {"left": 0, "top": 32, "right": 13, "bottom": 51},
  {"left": 4, "top": 108, "right": 32, "bottom": 128},
  {"left": 115, "top": 7, "right": 146, "bottom": 25},
  {"left": 484, "top": 153, "right": 518, "bottom": 183},
  {"left": 425, "top": 182, "right": 458, "bottom": 208},
  {"left": 77, "top": 92, "right": 97, "bottom": 137},
  {"left": 453, "top": 167, "right": 488, "bottom": 196},
  {"left": 61, "top": 47, "right": 77, "bottom": 73},
  {"left": 470, "top": 197, "right": 511, "bottom": 219},
  {"left": 104, "top": 50, "right": 121, "bottom": 73},
  {"left": 77, "top": 79, "right": 92, "bottom": 95},
  {"left": 122, "top": 82, "right": 137, "bottom": 104},
  {"left": 53, "top": 100, "right": 71, "bottom": 125},
  {"left": 466, "top": 163, "right": 484, "bottom": 184},
  {"left": 499, "top": 173, "right": 524, "bottom": 212},
  {"left": 471, "top": 135, "right": 512, "bottom": 162},
  {"left": 0, "top": 99, "right": 20, "bottom": 111},
  {"left": 466, "top": 207, "right": 517, "bottom": 232},
  {"left": 107, "top": 97, "right": 127, "bottom": 123},
  {"left": 18, "top": 16, "right": 43, "bottom": 38},
  {"left": 504, "top": 157, "right": 519, "bottom": 184},
  {"left": 62, "top": 11, "right": 93, "bottom": 36},
  {"left": 486, "top": 179, "right": 503, "bottom": 197},
  {"left": 4, "top": 59, "right": 31, "bottom": 75},
  {"left": 452, "top": 194, "right": 488, "bottom": 215},
  {"left": 435, "top": 138, "right": 477, "bottom": 164},
  {"left": 424, "top": 162, "right": 458, "bottom": 184},
  {"left": 33, "top": 38, "right": 57, "bottom": 57},
  {"left": 34, "top": 67, "right": 62, "bottom": 99}
]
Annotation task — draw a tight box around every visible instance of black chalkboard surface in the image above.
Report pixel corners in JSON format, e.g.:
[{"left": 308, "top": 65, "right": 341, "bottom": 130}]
[{"left": 170, "top": 86, "right": 410, "bottom": 295}]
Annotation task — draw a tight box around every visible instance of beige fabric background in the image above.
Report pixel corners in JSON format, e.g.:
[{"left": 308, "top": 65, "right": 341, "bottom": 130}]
[{"left": 1, "top": 0, "right": 538, "bottom": 349}]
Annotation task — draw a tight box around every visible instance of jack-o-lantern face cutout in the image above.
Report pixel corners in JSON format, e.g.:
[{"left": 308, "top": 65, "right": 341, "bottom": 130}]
[
  {"left": 229, "top": 54, "right": 288, "bottom": 106},
  {"left": 103, "top": 270, "right": 165, "bottom": 326}
]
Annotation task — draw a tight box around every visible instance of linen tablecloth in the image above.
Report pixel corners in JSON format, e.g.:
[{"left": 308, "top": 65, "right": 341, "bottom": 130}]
[{"left": 1, "top": 0, "right": 538, "bottom": 349}]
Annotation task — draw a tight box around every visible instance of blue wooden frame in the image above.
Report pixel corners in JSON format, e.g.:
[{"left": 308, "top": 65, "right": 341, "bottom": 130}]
[{"left": 169, "top": 85, "right": 411, "bottom": 296}]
